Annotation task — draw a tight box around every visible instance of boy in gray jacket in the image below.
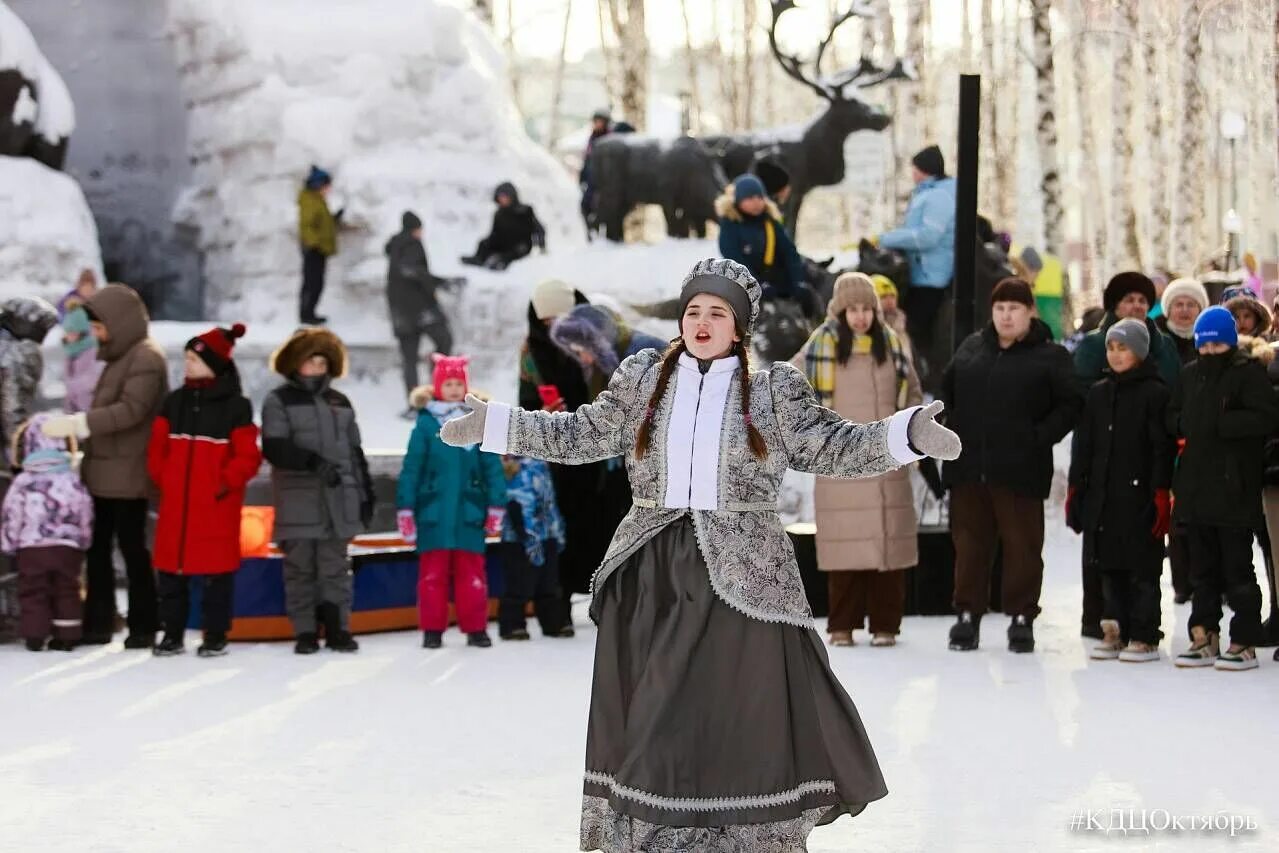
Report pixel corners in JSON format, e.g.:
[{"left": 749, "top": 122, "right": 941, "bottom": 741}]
[{"left": 261, "top": 328, "right": 374, "bottom": 654}]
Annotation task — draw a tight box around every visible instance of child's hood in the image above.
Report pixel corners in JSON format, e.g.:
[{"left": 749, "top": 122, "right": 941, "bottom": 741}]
[
  {"left": 13, "top": 413, "right": 73, "bottom": 461},
  {"left": 1236, "top": 335, "right": 1274, "bottom": 366}
]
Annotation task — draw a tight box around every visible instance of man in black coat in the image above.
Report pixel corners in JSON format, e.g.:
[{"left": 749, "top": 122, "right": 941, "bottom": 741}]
[
  {"left": 1067, "top": 319, "right": 1174, "bottom": 660},
  {"left": 941, "top": 278, "right": 1083, "bottom": 653},
  {"left": 386, "top": 211, "right": 459, "bottom": 408},
  {"left": 461, "top": 183, "right": 547, "bottom": 271},
  {"left": 1167, "top": 307, "right": 1279, "bottom": 670}
]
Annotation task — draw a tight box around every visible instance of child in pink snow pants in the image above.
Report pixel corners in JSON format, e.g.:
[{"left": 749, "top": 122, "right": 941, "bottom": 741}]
[{"left": 397, "top": 354, "right": 507, "bottom": 649}]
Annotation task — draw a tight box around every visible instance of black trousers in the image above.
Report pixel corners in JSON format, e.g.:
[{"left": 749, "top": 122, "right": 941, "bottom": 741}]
[
  {"left": 1185, "top": 523, "right": 1264, "bottom": 646},
  {"left": 496, "top": 541, "right": 568, "bottom": 636},
  {"left": 395, "top": 321, "right": 453, "bottom": 397},
  {"left": 158, "top": 572, "right": 235, "bottom": 638},
  {"left": 84, "top": 497, "right": 156, "bottom": 637},
  {"left": 904, "top": 285, "right": 952, "bottom": 391},
  {"left": 300, "top": 248, "right": 328, "bottom": 321}
]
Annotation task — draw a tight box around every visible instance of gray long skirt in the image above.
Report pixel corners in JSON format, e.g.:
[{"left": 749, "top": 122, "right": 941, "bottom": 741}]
[{"left": 580, "top": 518, "right": 888, "bottom": 852}]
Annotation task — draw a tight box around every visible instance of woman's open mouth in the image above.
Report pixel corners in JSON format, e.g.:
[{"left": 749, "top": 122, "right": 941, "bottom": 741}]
[{"left": 694, "top": 331, "right": 711, "bottom": 343}]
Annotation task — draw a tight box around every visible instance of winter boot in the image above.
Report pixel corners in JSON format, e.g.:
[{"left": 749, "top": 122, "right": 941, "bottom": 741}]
[
  {"left": 501, "top": 629, "right": 531, "bottom": 641},
  {"left": 153, "top": 634, "right": 185, "bottom": 657},
  {"left": 1118, "top": 640, "right": 1160, "bottom": 663},
  {"left": 79, "top": 631, "right": 113, "bottom": 645},
  {"left": 948, "top": 612, "right": 980, "bottom": 651},
  {"left": 870, "top": 633, "right": 897, "bottom": 647},
  {"left": 828, "top": 630, "right": 854, "bottom": 647},
  {"left": 124, "top": 633, "right": 155, "bottom": 650},
  {"left": 1214, "top": 645, "right": 1259, "bottom": 671},
  {"left": 1008, "top": 615, "right": 1035, "bottom": 654},
  {"left": 422, "top": 631, "right": 443, "bottom": 649},
  {"left": 552, "top": 625, "right": 576, "bottom": 639},
  {"left": 467, "top": 631, "right": 493, "bottom": 648},
  {"left": 1080, "top": 621, "right": 1104, "bottom": 640},
  {"left": 197, "top": 633, "right": 229, "bottom": 658},
  {"left": 24, "top": 638, "right": 44, "bottom": 652},
  {"left": 1090, "top": 619, "right": 1123, "bottom": 660},
  {"left": 46, "top": 638, "right": 75, "bottom": 652},
  {"left": 1174, "top": 626, "right": 1219, "bottom": 668},
  {"left": 294, "top": 632, "right": 321, "bottom": 655},
  {"left": 319, "top": 602, "right": 359, "bottom": 652}
]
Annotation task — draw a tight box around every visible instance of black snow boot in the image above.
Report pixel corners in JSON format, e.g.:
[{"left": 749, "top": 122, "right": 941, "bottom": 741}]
[
  {"left": 24, "top": 638, "right": 44, "bottom": 652},
  {"left": 294, "top": 632, "right": 321, "bottom": 655},
  {"left": 124, "top": 633, "right": 155, "bottom": 650},
  {"left": 1008, "top": 615, "right": 1036, "bottom": 653},
  {"left": 551, "top": 625, "right": 576, "bottom": 639},
  {"left": 422, "top": 631, "right": 443, "bottom": 649},
  {"left": 46, "top": 638, "right": 76, "bottom": 652},
  {"left": 79, "top": 631, "right": 113, "bottom": 646},
  {"left": 153, "top": 634, "right": 185, "bottom": 656},
  {"left": 501, "top": 629, "right": 531, "bottom": 641},
  {"left": 198, "top": 633, "right": 229, "bottom": 658},
  {"left": 948, "top": 612, "right": 980, "bottom": 651},
  {"left": 467, "top": 631, "right": 493, "bottom": 648},
  {"left": 319, "top": 602, "right": 359, "bottom": 652}
]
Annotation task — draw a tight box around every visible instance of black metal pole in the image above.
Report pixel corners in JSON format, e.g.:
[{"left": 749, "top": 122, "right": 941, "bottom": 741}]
[{"left": 953, "top": 74, "right": 981, "bottom": 347}]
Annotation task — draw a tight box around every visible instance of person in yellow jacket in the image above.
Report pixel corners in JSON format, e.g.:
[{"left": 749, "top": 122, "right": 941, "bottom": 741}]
[
  {"left": 297, "top": 165, "right": 343, "bottom": 325},
  {"left": 1012, "top": 246, "right": 1065, "bottom": 340}
]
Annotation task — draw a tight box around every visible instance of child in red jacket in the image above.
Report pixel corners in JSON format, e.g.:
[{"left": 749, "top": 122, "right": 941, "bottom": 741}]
[{"left": 147, "top": 324, "right": 262, "bottom": 657}]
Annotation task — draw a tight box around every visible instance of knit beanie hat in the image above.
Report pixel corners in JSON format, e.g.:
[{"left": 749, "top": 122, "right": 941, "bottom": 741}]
[
  {"left": 732, "top": 173, "right": 766, "bottom": 201},
  {"left": 678, "top": 258, "right": 762, "bottom": 333},
  {"left": 530, "top": 279, "right": 576, "bottom": 320},
  {"left": 402, "top": 210, "right": 422, "bottom": 231},
  {"left": 911, "top": 144, "right": 945, "bottom": 177},
  {"left": 1194, "top": 306, "right": 1238, "bottom": 349},
  {"left": 990, "top": 277, "right": 1035, "bottom": 308},
  {"left": 1103, "top": 271, "right": 1156, "bottom": 313},
  {"left": 753, "top": 158, "right": 790, "bottom": 197},
  {"left": 186, "top": 323, "right": 246, "bottom": 374},
  {"left": 827, "top": 272, "right": 879, "bottom": 321},
  {"left": 1105, "top": 318, "right": 1150, "bottom": 362},
  {"left": 870, "top": 274, "right": 898, "bottom": 300},
  {"left": 431, "top": 353, "right": 469, "bottom": 397},
  {"left": 1160, "top": 277, "right": 1209, "bottom": 316}
]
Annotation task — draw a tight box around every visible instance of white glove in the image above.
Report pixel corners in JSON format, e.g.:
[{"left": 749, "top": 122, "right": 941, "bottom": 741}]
[
  {"left": 440, "top": 394, "right": 488, "bottom": 447},
  {"left": 907, "top": 401, "right": 961, "bottom": 461},
  {"left": 41, "top": 412, "right": 89, "bottom": 440}
]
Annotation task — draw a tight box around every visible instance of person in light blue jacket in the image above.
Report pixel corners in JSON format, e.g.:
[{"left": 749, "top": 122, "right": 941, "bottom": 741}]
[{"left": 878, "top": 145, "right": 957, "bottom": 390}]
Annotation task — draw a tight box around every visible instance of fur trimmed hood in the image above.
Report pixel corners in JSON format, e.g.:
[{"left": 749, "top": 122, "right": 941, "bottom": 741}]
[
  {"left": 1226, "top": 295, "right": 1272, "bottom": 338},
  {"left": 1237, "top": 334, "right": 1274, "bottom": 365},
  {"left": 714, "top": 185, "right": 783, "bottom": 223},
  {"left": 270, "top": 327, "right": 348, "bottom": 378}
]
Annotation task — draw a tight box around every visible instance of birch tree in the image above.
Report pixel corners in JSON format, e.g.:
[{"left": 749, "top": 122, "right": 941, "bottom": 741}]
[
  {"left": 1030, "top": 0, "right": 1063, "bottom": 259},
  {"left": 979, "top": 0, "right": 999, "bottom": 217},
  {"left": 998, "top": 0, "right": 1020, "bottom": 228},
  {"left": 1144, "top": 3, "right": 1170, "bottom": 273},
  {"left": 547, "top": 0, "right": 574, "bottom": 148},
  {"left": 900, "top": 0, "right": 932, "bottom": 214},
  {"left": 1113, "top": 2, "right": 1142, "bottom": 270},
  {"left": 1172, "top": 0, "right": 1206, "bottom": 274},
  {"left": 679, "top": 0, "right": 703, "bottom": 132},
  {"left": 602, "top": 0, "right": 649, "bottom": 129}
]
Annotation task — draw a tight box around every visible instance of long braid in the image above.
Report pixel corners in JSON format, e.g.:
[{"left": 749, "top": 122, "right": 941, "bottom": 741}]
[
  {"left": 634, "top": 339, "right": 686, "bottom": 458},
  {"left": 737, "top": 336, "right": 768, "bottom": 459}
]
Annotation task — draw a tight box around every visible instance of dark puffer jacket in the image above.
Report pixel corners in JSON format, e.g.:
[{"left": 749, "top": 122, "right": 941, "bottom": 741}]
[
  {"left": 714, "top": 186, "right": 805, "bottom": 297},
  {"left": 941, "top": 318, "right": 1082, "bottom": 499},
  {"left": 385, "top": 221, "right": 445, "bottom": 337},
  {"left": 485, "top": 183, "right": 546, "bottom": 256},
  {"left": 1169, "top": 337, "right": 1279, "bottom": 528},
  {"left": 1069, "top": 359, "right": 1174, "bottom": 537}
]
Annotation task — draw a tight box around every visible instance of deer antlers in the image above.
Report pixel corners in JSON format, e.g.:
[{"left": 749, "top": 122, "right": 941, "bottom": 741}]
[{"left": 768, "top": 0, "right": 914, "bottom": 102}]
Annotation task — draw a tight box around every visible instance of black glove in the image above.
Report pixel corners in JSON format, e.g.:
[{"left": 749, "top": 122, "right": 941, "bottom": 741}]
[
  {"left": 918, "top": 457, "right": 946, "bottom": 500},
  {"left": 311, "top": 459, "right": 343, "bottom": 487}
]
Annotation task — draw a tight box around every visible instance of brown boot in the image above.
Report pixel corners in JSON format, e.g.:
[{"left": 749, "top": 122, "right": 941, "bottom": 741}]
[
  {"left": 1174, "top": 626, "right": 1219, "bottom": 668},
  {"left": 1090, "top": 619, "right": 1123, "bottom": 660},
  {"left": 828, "top": 630, "right": 854, "bottom": 647}
]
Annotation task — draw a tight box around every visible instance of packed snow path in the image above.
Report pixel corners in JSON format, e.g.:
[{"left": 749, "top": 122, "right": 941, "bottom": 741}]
[{"left": 2, "top": 524, "right": 1274, "bottom": 852}]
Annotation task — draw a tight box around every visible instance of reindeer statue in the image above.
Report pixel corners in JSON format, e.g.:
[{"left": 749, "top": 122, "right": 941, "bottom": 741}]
[{"left": 702, "top": 0, "right": 913, "bottom": 236}]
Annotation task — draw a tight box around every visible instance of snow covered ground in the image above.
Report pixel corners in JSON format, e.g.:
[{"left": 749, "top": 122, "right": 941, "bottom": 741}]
[{"left": 2, "top": 521, "right": 1275, "bottom": 853}]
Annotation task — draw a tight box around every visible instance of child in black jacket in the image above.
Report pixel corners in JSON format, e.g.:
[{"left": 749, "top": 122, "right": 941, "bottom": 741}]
[
  {"left": 1167, "top": 307, "right": 1279, "bottom": 671},
  {"left": 1068, "top": 319, "right": 1173, "bottom": 662}
]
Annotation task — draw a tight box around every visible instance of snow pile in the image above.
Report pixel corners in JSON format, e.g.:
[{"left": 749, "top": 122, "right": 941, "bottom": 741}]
[
  {"left": 0, "top": 1, "right": 75, "bottom": 163},
  {"left": 165, "top": 0, "right": 584, "bottom": 329},
  {"left": 0, "top": 156, "right": 102, "bottom": 304}
]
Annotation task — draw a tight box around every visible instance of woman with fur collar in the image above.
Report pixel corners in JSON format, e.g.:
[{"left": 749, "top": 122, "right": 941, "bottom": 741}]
[{"left": 440, "top": 258, "right": 961, "bottom": 851}]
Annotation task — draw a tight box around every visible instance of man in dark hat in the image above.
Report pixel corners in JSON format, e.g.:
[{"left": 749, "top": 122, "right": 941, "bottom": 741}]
[
  {"left": 878, "top": 144, "right": 958, "bottom": 392},
  {"left": 1073, "top": 271, "right": 1181, "bottom": 392}
]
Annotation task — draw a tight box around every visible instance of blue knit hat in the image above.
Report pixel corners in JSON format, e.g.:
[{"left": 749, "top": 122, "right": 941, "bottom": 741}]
[
  {"left": 733, "top": 173, "right": 766, "bottom": 201},
  {"left": 304, "top": 165, "right": 332, "bottom": 190},
  {"left": 1193, "top": 306, "right": 1238, "bottom": 349}
]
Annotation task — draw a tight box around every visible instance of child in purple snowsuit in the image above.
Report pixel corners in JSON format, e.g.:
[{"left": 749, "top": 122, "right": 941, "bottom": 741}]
[
  {"left": 61, "top": 306, "right": 103, "bottom": 414},
  {"left": 1, "top": 413, "right": 94, "bottom": 651}
]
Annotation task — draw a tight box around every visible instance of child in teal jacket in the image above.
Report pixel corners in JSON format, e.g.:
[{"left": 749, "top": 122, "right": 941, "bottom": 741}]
[{"left": 397, "top": 355, "right": 506, "bottom": 649}]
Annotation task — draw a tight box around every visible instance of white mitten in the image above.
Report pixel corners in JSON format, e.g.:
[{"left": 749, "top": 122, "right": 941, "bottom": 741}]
[
  {"left": 907, "top": 401, "right": 961, "bottom": 461},
  {"left": 440, "top": 394, "right": 488, "bottom": 447},
  {"left": 41, "top": 412, "right": 89, "bottom": 440}
]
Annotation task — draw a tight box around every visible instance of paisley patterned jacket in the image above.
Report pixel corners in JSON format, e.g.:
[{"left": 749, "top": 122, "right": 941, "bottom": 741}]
[{"left": 483, "top": 349, "right": 921, "bottom": 627}]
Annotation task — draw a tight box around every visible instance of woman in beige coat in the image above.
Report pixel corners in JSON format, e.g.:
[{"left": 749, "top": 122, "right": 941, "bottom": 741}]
[{"left": 795, "top": 273, "right": 922, "bottom": 647}]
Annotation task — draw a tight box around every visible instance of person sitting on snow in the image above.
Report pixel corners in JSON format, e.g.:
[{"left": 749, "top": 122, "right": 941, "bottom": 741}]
[{"left": 460, "top": 182, "right": 546, "bottom": 271}]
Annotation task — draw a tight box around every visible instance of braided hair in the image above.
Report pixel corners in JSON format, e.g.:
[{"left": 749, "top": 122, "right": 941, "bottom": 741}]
[{"left": 634, "top": 330, "right": 767, "bottom": 460}]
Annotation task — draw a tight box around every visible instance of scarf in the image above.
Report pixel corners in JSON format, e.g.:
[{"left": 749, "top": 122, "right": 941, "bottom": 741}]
[
  {"left": 1165, "top": 320, "right": 1195, "bottom": 340},
  {"left": 427, "top": 400, "right": 470, "bottom": 427},
  {"left": 801, "top": 319, "right": 911, "bottom": 409}
]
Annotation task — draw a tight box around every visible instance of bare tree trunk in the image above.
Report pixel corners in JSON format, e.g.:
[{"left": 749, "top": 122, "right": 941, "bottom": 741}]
[
  {"left": 1113, "top": 2, "right": 1142, "bottom": 270},
  {"left": 980, "top": 0, "right": 998, "bottom": 218},
  {"left": 603, "top": 0, "right": 649, "bottom": 130},
  {"left": 961, "top": 0, "right": 973, "bottom": 69},
  {"left": 547, "top": 0, "right": 574, "bottom": 149},
  {"left": 505, "top": 0, "right": 522, "bottom": 112},
  {"left": 998, "top": 0, "right": 1020, "bottom": 228},
  {"left": 1070, "top": 11, "right": 1102, "bottom": 291},
  {"left": 474, "top": 0, "right": 494, "bottom": 25},
  {"left": 679, "top": 0, "right": 703, "bottom": 132},
  {"left": 597, "top": 0, "right": 619, "bottom": 112},
  {"left": 741, "top": 0, "right": 757, "bottom": 131},
  {"left": 1144, "top": 3, "right": 1170, "bottom": 274},
  {"left": 714, "top": 2, "right": 740, "bottom": 131},
  {"left": 1173, "top": 0, "right": 1206, "bottom": 275},
  {"left": 901, "top": 0, "right": 930, "bottom": 215},
  {"left": 1031, "top": 0, "right": 1063, "bottom": 261},
  {"left": 877, "top": 1, "right": 898, "bottom": 232}
]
